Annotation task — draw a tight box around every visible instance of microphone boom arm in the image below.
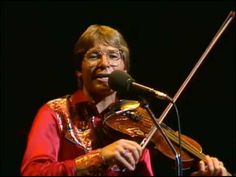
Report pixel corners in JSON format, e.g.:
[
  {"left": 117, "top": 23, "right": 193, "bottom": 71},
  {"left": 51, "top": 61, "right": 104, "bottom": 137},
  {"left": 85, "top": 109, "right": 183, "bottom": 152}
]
[{"left": 132, "top": 82, "right": 173, "bottom": 102}]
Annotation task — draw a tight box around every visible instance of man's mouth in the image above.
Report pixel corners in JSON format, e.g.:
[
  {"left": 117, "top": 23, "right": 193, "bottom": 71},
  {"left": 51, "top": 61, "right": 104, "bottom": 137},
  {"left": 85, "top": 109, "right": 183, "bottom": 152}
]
[
  {"left": 93, "top": 73, "right": 110, "bottom": 79},
  {"left": 93, "top": 73, "right": 110, "bottom": 82},
  {"left": 95, "top": 73, "right": 110, "bottom": 78}
]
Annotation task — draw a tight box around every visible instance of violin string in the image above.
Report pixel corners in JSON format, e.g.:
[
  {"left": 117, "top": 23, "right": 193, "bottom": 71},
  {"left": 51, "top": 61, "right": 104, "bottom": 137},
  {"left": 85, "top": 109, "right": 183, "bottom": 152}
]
[
  {"left": 164, "top": 128, "right": 206, "bottom": 160},
  {"left": 165, "top": 131, "right": 206, "bottom": 160},
  {"left": 163, "top": 127, "right": 207, "bottom": 160},
  {"left": 161, "top": 124, "right": 202, "bottom": 155},
  {"left": 161, "top": 123, "right": 206, "bottom": 160},
  {"left": 138, "top": 108, "right": 208, "bottom": 161}
]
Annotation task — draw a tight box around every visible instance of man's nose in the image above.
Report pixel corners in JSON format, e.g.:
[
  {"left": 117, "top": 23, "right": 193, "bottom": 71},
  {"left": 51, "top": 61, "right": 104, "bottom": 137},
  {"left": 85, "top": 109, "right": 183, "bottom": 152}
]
[{"left": 98, "top": 55, "right": 110, "bottom": 66}]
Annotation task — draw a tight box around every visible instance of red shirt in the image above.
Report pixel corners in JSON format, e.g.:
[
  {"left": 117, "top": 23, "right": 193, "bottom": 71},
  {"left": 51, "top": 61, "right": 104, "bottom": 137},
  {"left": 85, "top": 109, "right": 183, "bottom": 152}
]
[{"left": 21, "top": 90, "right": 154, "bottom": 176}]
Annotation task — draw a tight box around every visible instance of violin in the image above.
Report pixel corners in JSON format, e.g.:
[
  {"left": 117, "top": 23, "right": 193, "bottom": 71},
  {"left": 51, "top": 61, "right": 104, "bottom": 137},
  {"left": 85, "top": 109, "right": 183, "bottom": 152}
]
[{"left": 102, "top": 99, "right": 206, "bottom": 170}]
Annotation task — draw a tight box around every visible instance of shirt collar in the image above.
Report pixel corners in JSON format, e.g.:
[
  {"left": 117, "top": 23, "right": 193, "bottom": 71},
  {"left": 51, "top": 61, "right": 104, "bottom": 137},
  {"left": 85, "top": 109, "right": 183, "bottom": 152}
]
[
  {"left": 70, "top": 89, "right": 91, "bottom": 105},
  {"left": 70, "top": 89, "right": 99, "bottom": 118}
]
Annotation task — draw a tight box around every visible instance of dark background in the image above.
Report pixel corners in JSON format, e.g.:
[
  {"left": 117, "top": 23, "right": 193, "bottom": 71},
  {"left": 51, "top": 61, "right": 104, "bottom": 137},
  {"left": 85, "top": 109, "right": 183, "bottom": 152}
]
[{"left": 1, "top": 1, "right": 235, "bottom": 176}]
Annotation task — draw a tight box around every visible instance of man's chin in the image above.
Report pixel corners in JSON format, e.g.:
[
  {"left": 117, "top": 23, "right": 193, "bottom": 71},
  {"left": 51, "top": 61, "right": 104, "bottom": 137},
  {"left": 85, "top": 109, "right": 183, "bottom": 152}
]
[{"left": 92, "top": 85, "right": 113, "bottom": 96}]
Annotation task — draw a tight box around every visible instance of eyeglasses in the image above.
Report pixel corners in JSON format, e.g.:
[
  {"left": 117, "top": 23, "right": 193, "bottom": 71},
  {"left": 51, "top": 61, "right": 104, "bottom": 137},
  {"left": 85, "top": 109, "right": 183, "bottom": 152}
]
[{"left": 84, "top": 48, "right": 123, "bottom": 66}]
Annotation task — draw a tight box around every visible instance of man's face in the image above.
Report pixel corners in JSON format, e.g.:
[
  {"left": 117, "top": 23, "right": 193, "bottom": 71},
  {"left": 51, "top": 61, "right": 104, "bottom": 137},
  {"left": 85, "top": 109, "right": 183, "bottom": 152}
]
[{"left": 80, "top": 45, "right": 126, "bottom": 98}]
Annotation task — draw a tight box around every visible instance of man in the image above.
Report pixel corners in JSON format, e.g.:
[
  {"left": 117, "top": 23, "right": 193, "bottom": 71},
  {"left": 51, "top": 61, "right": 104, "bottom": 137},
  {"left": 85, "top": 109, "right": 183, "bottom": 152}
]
[{"left": 21, "top": 24, "right": 230, "bottom": 176}]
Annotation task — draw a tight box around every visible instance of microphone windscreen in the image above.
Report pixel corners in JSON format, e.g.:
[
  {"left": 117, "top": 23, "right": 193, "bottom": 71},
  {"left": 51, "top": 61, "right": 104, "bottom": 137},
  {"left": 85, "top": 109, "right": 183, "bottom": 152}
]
[{"left": 108, "top": 70, "right": 134, "bottom": 92}]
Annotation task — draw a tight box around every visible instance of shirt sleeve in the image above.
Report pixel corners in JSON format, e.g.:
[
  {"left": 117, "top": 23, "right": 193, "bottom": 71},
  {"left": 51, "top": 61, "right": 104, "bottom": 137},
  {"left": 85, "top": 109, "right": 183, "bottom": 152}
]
[
  {"left": 20, "top": 104, "right": 77, "bottom": 176},
  {"left": 117, "top": 148, "right": 154, "bottom": 176},
  {"left": 133, "top": 148, "right": 154, "bottom": 176},
  {"left": 20, "top": 103, "right": 154, "bottom": 176}
]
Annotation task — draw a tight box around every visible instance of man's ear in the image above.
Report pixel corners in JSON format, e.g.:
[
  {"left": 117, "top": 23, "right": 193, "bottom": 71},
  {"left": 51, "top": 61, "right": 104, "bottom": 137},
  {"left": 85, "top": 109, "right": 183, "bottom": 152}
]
[
  {"left": 75, "top": 71, "right": 83, "bottom": 88},
  {"left": 75, "top": 71, "right": 82, "bottom": 78}
]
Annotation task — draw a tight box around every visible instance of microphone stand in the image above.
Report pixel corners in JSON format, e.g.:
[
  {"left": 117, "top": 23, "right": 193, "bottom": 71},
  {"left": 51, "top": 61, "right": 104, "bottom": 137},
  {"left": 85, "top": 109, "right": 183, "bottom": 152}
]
[
  {"left": 139, "top": 98, "right": 183, "bottom": 176},
  {"left": 138, "top": 10, "right": 234, "bottom": 176}
]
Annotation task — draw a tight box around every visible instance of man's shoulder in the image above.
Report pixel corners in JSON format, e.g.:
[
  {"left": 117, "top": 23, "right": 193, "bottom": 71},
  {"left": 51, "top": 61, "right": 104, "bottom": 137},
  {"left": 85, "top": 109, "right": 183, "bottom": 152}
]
[{"left": 46, "top": 94, "right": 70, "bottom": 111}]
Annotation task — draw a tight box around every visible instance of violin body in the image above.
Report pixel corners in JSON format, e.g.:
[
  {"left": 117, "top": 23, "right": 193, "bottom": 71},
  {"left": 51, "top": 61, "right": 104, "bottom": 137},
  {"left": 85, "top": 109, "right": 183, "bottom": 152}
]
[
  {"left": 103, "top": 99, "right": 205, "bottom": 170},
  {"left": 103, "top": 100, "right": 153, "bottom": 142}
]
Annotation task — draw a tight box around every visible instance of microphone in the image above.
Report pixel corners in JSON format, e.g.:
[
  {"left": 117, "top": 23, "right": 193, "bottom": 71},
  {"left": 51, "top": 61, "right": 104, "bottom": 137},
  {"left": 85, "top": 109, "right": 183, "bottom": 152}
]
[{"left": 108, "top": 70, "right": 173, "bottom": 102}]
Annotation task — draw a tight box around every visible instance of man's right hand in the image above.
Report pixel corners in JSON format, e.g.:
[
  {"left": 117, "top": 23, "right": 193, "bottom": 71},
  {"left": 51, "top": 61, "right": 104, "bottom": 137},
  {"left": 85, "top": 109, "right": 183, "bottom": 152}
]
[{"left": 100, "top": 139, "right": 143, "bottom": 171}]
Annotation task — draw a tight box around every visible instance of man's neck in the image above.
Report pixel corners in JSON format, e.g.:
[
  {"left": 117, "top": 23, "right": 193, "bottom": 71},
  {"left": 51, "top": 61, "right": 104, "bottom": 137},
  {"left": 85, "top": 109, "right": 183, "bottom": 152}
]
[
  {"left": 82, "top": 87, "right": 117, "bottom": 114},
  {"left": 95, "top": 92, "right": 117, "bottom": 114}
]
